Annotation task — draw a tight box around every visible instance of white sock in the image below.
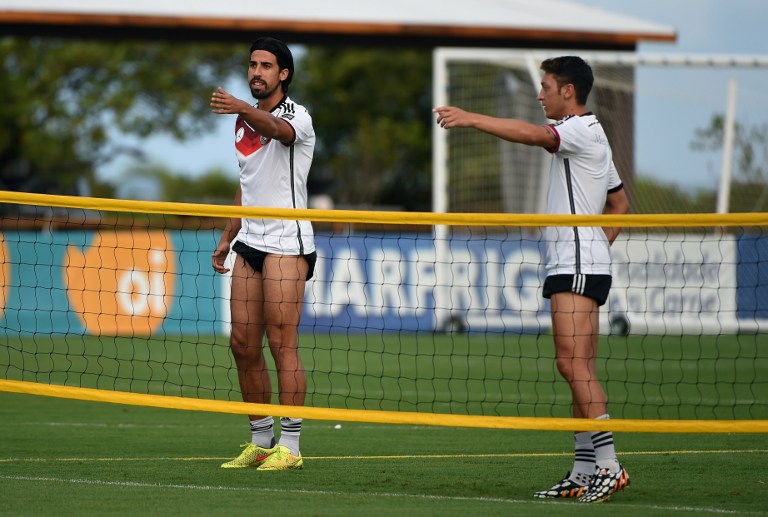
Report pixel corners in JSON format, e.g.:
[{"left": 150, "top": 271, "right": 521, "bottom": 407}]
[
  {"left": 277, "top": 417, "right": 302, "bottom": 455},
  {"left": 249, "top": 416, "right": 275, "bottom": 448}
]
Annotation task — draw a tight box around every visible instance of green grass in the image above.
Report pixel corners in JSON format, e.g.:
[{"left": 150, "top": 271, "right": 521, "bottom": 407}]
[
  {"left": 2, "top": 333, "right": 767, "bottom": 419},
  {"left": 1, "top": 392, "right": 767, "bottom": 516},
  {"left": 2, "top": 332, "right": 767, "bottom": 514},
  {"left": 2, "top": 192, "right": 765, "bottom": 512}
]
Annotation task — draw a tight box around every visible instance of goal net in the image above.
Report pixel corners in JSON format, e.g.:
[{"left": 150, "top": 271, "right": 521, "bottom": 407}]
[
  {"left": 431, "top": 48, "right": 768, "bottom": 335},
  {"left": 432, "top": 48, "right": 768, "bottom": 216}
]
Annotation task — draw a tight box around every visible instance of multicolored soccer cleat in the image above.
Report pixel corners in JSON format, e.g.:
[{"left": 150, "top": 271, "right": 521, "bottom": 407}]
[
  {"left": 533, "top": 472, "right": 589, "bottom": 499},
  {"left": 578, "top": 464, "right": 630, "bottom": 503},
  {"left": 256, "top": 445, "right": 304, "bottom": 470},
  {"left": 220, "top": 443, "right": 279, "bottom": 469}
]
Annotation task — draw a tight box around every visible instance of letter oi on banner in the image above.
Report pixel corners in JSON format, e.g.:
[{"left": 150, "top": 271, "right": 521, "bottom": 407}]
[{"left": 64, "top": 230, "right": 176, "bottom": 336}]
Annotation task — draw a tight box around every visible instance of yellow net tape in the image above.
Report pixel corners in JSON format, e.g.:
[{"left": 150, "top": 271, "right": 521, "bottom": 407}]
[
  {"left": 1, "top": 190, "right": 767, "bottom": 227},
  {"left": 2, "top": 379, "right": 766, "bottom": 433}
]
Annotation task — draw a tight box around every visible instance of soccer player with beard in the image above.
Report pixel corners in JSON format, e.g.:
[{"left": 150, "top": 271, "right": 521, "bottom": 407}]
[{"left": 211, "top": 36, "right": 315, "bottom": 471}]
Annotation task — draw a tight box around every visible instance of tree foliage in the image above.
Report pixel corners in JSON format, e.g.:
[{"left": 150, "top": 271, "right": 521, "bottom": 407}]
[
  {"left": 692, "top": 115, "right": 768, "bottom": 184},
  {"left": 290, "top": 47, "right": 433, "bottom": 211},
  {"left": 0, "top": 37, "right": 242, "bottom": 195},
  {"left": 632, "top": 176, "right": 716, "bottom": 213},
  {"left": 122, "top": 163, "right": 239, "bottom": 204},
  {"left": 691, "top": 114, "right": 768, "bottom": 211}
]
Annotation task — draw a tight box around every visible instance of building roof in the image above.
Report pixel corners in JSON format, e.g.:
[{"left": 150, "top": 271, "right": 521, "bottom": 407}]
[{"left": 0, "top": 0, "right": 676, "bottom": 49}]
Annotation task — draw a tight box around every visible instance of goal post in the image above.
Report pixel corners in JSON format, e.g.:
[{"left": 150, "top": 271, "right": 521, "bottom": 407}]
[
  {"left": 431, "top": 47, "right": 638, "bottom": 332},
  {"left": 432, "top": 47, "right": 643, "bottom": 215},
  {"left": 430, "top": 48, "right": 768, "bottom": 334}
]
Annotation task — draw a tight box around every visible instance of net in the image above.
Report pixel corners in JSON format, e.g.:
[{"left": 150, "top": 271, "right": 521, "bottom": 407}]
[
  {"left": 1, "top": 192, "right": 767, "bottom": 431},
  {"left": 432, "top": 49, "right": 768, "bottom": 215}
]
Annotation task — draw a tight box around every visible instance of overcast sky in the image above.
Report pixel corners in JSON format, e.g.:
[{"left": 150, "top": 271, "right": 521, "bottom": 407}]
[
  {"left": 577, "top": 0, "right": 767, "bottom": 190},
  {"left": 99, "top": 0, "right": 768, "bottom": 194}
]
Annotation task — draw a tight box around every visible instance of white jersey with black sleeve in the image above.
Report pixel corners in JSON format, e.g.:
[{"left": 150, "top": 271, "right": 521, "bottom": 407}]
[
  {"left": 234, "top": 95, "right": 315, "bottom": 255},
  {"left": 544, "top": 113, "right": 624, "bottom": 276}
]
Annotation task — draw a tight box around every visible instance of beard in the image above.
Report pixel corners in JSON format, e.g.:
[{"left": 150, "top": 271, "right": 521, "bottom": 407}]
[{"left": 250, "top": 81, "right": 279, "bottom": 100}]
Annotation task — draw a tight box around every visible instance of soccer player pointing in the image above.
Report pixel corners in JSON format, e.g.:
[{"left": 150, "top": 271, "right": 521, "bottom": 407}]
[
  {"left": 211, "top": 36, "right": 316, "bottom": 471},
  {"left": 435, "top": 56, "right": 631, "bottom": 503}
]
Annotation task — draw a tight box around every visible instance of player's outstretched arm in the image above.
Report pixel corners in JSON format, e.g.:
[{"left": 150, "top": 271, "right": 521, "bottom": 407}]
[
  {"left": 433, "top": 105, "right": 555, "bottom": 148},
  {"left": 210, "top": 86, "right": 295, "bottom": 144}
]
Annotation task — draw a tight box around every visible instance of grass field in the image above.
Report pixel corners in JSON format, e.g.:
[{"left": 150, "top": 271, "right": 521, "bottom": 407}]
[
  {"left": 2, "top": 332, "right": 768, "bottom": 515},
  {"left": 2, "top": 333, "right": 767, "bottom": 419},
  {"left": 1, "top": 391, "right": 767, "bottom": 516}
]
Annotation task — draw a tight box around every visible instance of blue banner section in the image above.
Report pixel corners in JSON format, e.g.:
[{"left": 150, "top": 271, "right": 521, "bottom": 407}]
[
  {"left": 3, "top": 230, "right": 88, "bottom": 335},
  {"left": 306, "top": 233, "right": 436, "bottom": 333},
  {"left": 0, "top": 230, "right": 765, "bottom": 336},
  {"left": 162, "top": 231, "right": 220, "bottom": 334},
  {"left": 304, "top": 232, "right": 548, "bottom": 333},
  {"left": 737, "top": 233, "right": 768, "bottom": 319}
]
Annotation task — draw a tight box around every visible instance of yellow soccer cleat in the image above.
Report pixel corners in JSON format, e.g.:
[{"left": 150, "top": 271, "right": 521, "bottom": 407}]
[
  {"left": 256, "top": 445, "right": 304, "bottom": 470},
  {"left": 220, "top": 443, "right": 278, "bottom": 469}
]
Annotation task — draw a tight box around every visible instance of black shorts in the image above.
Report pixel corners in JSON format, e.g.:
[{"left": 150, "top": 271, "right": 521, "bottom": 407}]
[
  {"left": 542, "top": 274, "right": 612, "bottom": 306},
  {"left": 232, "top": 241, "right": 317, "bottom": 281}
]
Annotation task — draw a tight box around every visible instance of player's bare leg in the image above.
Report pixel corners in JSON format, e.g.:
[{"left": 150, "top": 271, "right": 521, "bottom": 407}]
[
  {"left": 221, "top": 255, "right": 278, "bottom": 468},
  {"left": 256, "top": 254, "right": 308, "bottom": 470},
  {"left": 550, "top": 292, "right": 605, "bottom": 419},
  {"left": 536, "top": 292, "right": 629, "bottom": 502},
  {"left": 262, "top": 254, "right": 308, "bottom": 408},
  {"left": 228, "top": 254, "right": 272, "bottom": 411}
]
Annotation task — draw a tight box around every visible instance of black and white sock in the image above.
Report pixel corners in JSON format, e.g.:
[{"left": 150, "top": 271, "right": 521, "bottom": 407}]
[
  {"left": 591, "top": 414, "right": 620, "bottom": 473},
  {"left": 568, "top": 431, "right": 595, "bottom": 485},
  {"left": 249, "top": 416, "right": 276, "bottom": 448},
  {"left": 277, "top": 417, "right": 302, "bottom": 456}
]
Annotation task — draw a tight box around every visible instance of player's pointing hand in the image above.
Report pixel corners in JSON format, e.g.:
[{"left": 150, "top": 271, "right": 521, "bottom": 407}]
[
  {"left": 433, "top": 105, "right": 474, "bottom": 129},
  {"left": 211, "top": 86, "right": 247, "bottom": 115}
]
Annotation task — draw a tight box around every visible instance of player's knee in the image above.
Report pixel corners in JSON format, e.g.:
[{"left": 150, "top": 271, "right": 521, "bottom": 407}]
[
  {"left": 265, "top": 324, "right": 298, "bottom": 347},
  {"left": 271, "top": 346, "right": 301, "bottom": 372},
  {"left": 229, "top": 335, "right": 264, "bottom": 363},
  {"left": 229, "top": 329, "right": 247, "bottom": 349},
  {"left": 555, "top": 356, "right": 576, "bottom": 381}
]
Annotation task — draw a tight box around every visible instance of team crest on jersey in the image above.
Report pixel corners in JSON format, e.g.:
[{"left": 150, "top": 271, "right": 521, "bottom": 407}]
[
  {"left": 235, "top": 117, "right": 270, "bottom": 156},
  {"left": 282, "top": 113, "right": 295, "bottom": 120}
]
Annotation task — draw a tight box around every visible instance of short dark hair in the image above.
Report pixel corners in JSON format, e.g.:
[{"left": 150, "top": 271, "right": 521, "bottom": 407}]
[
  {"left": 250, "top": 36, "right": 294, "bottom": 93},
  {"left": 540, "top": 56, "right": 594, "bottom": 105}
]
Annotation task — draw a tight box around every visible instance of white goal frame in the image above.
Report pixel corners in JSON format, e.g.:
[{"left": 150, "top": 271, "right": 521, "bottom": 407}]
[{"left": 430, "top": 48, "right": 768, "bottom": 334}]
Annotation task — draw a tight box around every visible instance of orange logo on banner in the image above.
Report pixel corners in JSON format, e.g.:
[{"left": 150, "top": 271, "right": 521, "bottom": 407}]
[
  {"left": 64, "top": 230, "right": 175, "bottom": 335},
  {"left": 0, "top": 234, "right": 8, "bottom": 318}
]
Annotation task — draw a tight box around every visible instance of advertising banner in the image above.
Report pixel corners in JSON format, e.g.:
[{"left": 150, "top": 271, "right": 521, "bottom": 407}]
[{"left": 0, "top": 230, "right": 765, "bottom": 336}]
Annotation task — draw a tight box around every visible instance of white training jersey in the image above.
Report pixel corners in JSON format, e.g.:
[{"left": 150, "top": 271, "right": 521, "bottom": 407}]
[
  {"left": 234, "top": 96, "right": 316, "bottom": 255},
  {"left": 544, "top": 113, "right": 623, "bottom": 276}
]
